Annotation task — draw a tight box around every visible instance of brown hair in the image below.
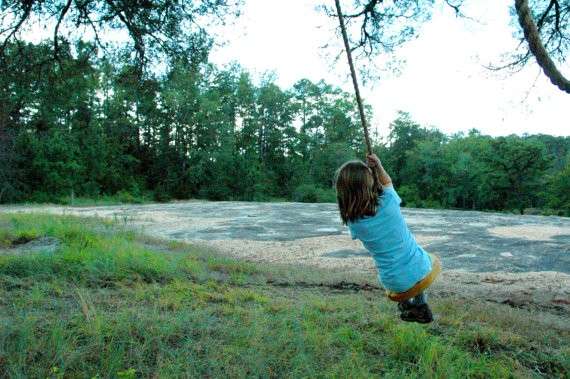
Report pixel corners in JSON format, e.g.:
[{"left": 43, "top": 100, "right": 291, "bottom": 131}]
[{"left": 335, "top": 160, "right": 382, "bottom": 224}]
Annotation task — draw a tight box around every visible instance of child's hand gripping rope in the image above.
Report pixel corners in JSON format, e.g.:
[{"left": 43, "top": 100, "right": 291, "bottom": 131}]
[{"left": 366, "top": 153, "right": 380, "bottom": 168}]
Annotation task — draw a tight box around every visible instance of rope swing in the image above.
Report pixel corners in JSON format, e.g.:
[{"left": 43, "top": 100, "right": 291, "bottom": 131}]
[
  {"left": 334, "top": 0, "right": 373, "bottom": 155},
  {"left": 334, "top": 0, "right": 442, "bottom": 303}
]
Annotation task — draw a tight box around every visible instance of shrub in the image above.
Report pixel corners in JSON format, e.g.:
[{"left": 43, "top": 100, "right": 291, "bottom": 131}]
[
  {"left": 198, "top": 184, "right": 231, "bottom": 201},
  {"left": 293, "top": 184, "right": 336, "bottom": 203},
  {"left": 421, "top": 199, "right": 443, "bottom": 209},
  {"left": 116, "top": 190, "right": 144, "bottom": 204},
  {"left": 153, "top": 185, "right": 172, "bottom": 202},
  {"left": 397, "top": 185, "right": 420, "bottom": 207},
  {"left": 316, "top": 187, "right": 337, "bottom": 203}
]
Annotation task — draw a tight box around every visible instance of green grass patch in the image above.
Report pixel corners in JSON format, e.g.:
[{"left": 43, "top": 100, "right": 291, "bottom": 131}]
[{"left": 0, "top": 213, "right": 568, "bottom": 378}]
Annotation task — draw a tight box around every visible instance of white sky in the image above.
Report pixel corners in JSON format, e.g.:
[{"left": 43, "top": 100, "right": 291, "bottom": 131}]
[{"left": 210, "top": 0, "right": 568, "bottom": 138}]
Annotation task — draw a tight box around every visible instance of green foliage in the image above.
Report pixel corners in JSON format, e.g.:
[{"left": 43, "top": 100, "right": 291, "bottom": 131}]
[
  {"left": 384, "top": 117, "right": 565, "bottom": 214},
  {"left": 478, "top": 136, "right": 549, "bottom": 213},
  {"left": 2, "top": 41, "right": 570, "bottom": 214},
  {"left": 545, "top": 163, "right": 570, "bottom": 215},
  {"left": 1, "top": 43, "right": 366, "bottom": 205},
  {"left": 293, "top": 184, "right": 336, "bottom": 203},
  {"left": 1, "top": 0, "right": 239, "bottom": 71}
]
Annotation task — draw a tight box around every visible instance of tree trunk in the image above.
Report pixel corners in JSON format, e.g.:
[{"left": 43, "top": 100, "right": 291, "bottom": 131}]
[{"left": 515, "top": 0, "right": 570, "bottom": 94}]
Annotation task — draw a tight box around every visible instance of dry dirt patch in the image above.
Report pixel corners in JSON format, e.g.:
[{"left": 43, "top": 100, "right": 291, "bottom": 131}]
[
  {"left": 488, "top": 225, "right": 570, "bottom": 241},
  {"left": 199, "top": 234, "right": 449, "bottom": 273},
  {"left": 195, "top": 234, "right": 570, "bottom": 313},
  {"left": 0, "top": 236, "right": 61, "bottom": 255}
]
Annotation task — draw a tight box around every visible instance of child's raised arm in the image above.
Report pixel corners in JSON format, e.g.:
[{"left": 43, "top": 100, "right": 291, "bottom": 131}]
[{"left": 367, "top": 154, "right": 393, "bottom": 187}]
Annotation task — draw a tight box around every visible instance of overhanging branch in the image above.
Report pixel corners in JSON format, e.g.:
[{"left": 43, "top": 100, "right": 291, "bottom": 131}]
[{"left": 515, "top": 0, "right": 570, "bottom": 93}]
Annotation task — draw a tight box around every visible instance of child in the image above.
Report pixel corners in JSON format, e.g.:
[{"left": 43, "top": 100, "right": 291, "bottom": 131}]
[{"left": 335, "top": 154, "right": 434, "bottom": 323}]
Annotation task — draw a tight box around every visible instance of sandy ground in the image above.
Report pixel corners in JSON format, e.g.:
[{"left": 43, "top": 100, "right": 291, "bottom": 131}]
[
  {"left": 194, "top": 235, "right": 570, "bottom": 313},
  {"left": 488, "top": 225, "right": 570, "bottom": 241},
  {"left": 1, "top": 201, "right": 569, "bottom": 312}
]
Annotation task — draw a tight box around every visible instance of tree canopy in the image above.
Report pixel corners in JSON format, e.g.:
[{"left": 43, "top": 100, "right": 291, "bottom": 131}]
[
  {"left": 328, "top": 0, "right": 570, "bottom": 93},
  {"left": 1, "top": 1, "right": 569, "bottom": 216},
  {"left": 1, "top": 41, "right": 569, "bottom": 216},
  {"left": 0, "top": 0, "right": 240, "bottom": 70}
]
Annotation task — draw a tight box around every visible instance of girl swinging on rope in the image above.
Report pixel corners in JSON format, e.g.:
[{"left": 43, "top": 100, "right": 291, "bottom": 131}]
[
  {"left": 335, "top": 154, "right": 440, "bottom": 323},
  {"left": 333, "top": 0, "right": 440, "bottom": 324}
]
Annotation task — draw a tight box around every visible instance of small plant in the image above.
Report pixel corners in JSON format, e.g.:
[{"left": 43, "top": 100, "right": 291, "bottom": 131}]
[
  {"left": 116, "top": 368, "right": 136, "bottom": 379},
  {"left": 0, "top": 231, "right": 15, "bottom": 248}
]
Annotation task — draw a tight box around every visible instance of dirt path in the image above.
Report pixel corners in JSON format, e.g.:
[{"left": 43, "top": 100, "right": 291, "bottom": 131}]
[{"left": 2, "top": 201, "right": 569, "bottom": 312}]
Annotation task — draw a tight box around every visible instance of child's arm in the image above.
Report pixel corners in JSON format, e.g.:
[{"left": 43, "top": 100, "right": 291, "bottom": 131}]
[{"left": 367, "top": 154, "right": 392, "bottom": 187}]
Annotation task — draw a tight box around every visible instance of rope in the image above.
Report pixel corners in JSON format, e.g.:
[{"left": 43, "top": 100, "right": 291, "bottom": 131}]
[
  {"left": 334, "top": 0, "right": 373, "bottom": 154},
  {"left": 515, "top": 0, "right": 570, "bottom": 94}
]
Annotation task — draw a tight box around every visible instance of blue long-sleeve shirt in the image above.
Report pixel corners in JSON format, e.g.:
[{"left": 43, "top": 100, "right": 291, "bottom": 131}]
[{"left": 348, "top": 186, "right": 432, "bottom": 293}]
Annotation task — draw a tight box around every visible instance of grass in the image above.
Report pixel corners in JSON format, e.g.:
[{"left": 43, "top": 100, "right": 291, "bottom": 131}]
[{"left": 0, "top": 214, "right": 568, "bottom": 378}]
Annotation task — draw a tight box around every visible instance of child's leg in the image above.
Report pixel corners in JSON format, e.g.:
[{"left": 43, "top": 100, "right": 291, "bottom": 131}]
[
  {"left": 410, "top": 291, "right": 427, "bottom": 305},
  {"left": 398, "top": 291, "right": 427, "bottom": 310},
  {"left": 398, "top": 291, "right": 433, "bottom": 323}
]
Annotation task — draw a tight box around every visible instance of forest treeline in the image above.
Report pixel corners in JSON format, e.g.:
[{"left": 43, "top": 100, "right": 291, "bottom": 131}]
[{"left": 1, "top": 42, "right": 569, "bottom": 215}]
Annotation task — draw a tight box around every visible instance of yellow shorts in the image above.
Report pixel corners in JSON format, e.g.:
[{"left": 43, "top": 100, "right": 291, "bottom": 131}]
[{"left": 386, "top": 253, "right": 442, "bottom": 302}]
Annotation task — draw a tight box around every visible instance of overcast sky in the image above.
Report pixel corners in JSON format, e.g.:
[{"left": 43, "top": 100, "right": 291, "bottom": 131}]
[{"left": 210, "top": 0, "right": 568, "bottom": 138}]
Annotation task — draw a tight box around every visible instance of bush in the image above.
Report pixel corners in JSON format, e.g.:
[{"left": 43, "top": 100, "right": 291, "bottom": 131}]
[
  {"left": 153, "top": 185, "right": 172, "bottom": 202},
  {"left": 397, "top": 185, "right": 420, "bottom": 207},
  {"left": 541, "top": 208, "right": 570, "bottom": 217},
  {"left": 293, "top": 184, "right": 336, "bottom": 203},
  {"left": 30, "top": 191, "right": 57, "bottom": 204},
  {"left": 293, "top": 184, "right": 319, "bottom": 202},
  {"left": 523, "top": 208, "right": 542, "bottom": 216},
  {"left": 198, "top": 184, "right": 231, "bottom": 201},
  {"left": 316, "top": 187, "right": 337, "bottom": 203},
  {"left": 421, "top": 199, "right": 443, "bottom": 209},
  {"left": 250, "top": 182, "right": 272, "bottom": 201},
  {"left": 0, "top": 183, "right": 20, "bottom": 204},
  {"left": 116, "top": 190, "right": 145, "bottom": 204}
]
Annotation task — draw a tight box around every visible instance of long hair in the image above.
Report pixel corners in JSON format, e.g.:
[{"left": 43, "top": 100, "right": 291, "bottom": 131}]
[{"left": 335, "top": 160, "right": 382, "bottom": 224}]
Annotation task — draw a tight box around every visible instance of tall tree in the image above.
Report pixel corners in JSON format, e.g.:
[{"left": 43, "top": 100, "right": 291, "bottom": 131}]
[
  {"left": 480, "top": 136, "right": 550, "bottom": 213},
  {"left": 547, "top": 162, "right": 570, "bottom": 214},
  {"left": 386, "top": 111, "right": 441, "bottom": 187}
]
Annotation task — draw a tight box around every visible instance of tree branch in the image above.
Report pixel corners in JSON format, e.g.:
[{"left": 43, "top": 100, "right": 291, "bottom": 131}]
[
  {"left": 515, "top": 0, "right": 570, "bottom": 93},
  {"left": 54, "top": 0, "right": 74, "bottom": 60},
  {"left": 444, "top": 0, "right": 461, "bottom": 16},
  {"left": 0, "top": 1, "right": 33, "bottom": 56},
  {"left": 536, "top": 0, "right": 555, "bottom": 30},
  {"left": 104, "top": 0, "right": 146, "bottom": 66}
]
